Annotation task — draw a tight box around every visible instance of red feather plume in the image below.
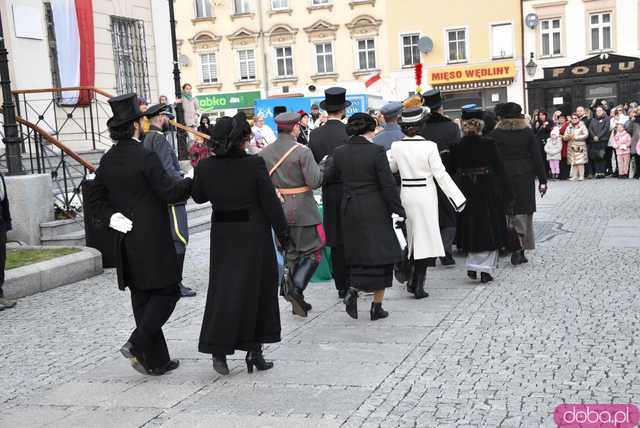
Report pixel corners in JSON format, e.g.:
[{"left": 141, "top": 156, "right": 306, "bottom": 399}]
[{"left": 414, "top": 63, "right": 423, "bottom": 87}]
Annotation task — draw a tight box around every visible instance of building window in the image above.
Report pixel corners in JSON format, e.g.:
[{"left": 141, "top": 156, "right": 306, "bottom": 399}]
[
  {"left": 312, "top": 0, "right": 329, "bottom": 5},
  {"left": 44, "top": 3, "right": 61, "bottom": 93},
  {"left": 234, "top": 0, "right": 251, "bottom": 14},
  {"left": 111, "top": 17, "right": 151, "bottom": 100},
  {"left": 491, "top": 23, "right": 513, "bottom": 59},
  {"left": 357, "top": 38, "right": 376, "bottom": 71},
  {"left": 401, "top": 34, "right": 420, "bottom": 67},
  {"left": 275, "top": 46, "right": 294, "bottom": 77},
  {"left": 271, "top": 0, "right": 288, "bottom": 10},
  {"left": 200, "top": 53, "right": 217, "bottom": 84},
  {"left": 590, "top": 12, "right": 612, "bottom": 51},
  {"left": 315, "top": 42, "right": 334, "bottom": 74},
  {"left": 540, "top": 18, "right": 561, "bottom": 57},
  {"left": 237, "top": 49, "right": 256, "bottom": 81},
  {"left": 195, "top": 0, "right": 212, "bottom": 18},
  {"left": 446, "top": 28, "right": 467, "bottom": 63}
]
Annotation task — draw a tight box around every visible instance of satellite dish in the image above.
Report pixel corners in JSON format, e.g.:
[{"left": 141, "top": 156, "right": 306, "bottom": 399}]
[
  {"left": 525, "top": 13, "right": 539, "bottom": 29},
  {"left": 417, "top": 37, "right": 433, "bottom": 54},
  {"left": 179, "top": 54, "right": 190, "bottom": 66}
]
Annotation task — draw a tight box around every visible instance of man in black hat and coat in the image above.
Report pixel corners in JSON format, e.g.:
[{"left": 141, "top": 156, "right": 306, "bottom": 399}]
[
  {"left": 88, "top": 93, "right": 193, "bottom": 376},
  {"left": 143, "top": 105, "right": 196, "bottom": 298},
  {"left": 418, "top": 89, "right": 460, "bottom": 265},
  {"left": 309, "top": 87, "right": 351, "bottom": 299}
]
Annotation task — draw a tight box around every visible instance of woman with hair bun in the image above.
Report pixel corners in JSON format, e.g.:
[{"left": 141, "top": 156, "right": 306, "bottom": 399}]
[
  {"left": 192, "top": 112, "right": 289, "bottom": 375},
  {"left": 452, "top": 108, "right": 512, "bottom": 283},
  {"left": 324, "top": 113, "right": 406, "bottom": 321}
]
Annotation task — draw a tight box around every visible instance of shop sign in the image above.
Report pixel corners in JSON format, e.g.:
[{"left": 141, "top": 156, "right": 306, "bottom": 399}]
[
  {"left": 429, "top": 62, "right": 516, "bottom": 85},
  {"left": 197, "top": 91, "right": 261, "bottom": 112},
  {"left": 545, "top": 61, "right": 639, "bottom": 80}
]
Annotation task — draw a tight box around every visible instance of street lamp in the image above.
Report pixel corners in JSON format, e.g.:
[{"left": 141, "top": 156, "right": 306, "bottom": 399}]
[
  {"left": 526, "top": 52, "right": 538, "bottom": 77},
  {"left": 0, "top": 11, "right": 23, "bottom": 175},
  {"left": 168, "top": 0, "right": 188, "bottom": 160}
]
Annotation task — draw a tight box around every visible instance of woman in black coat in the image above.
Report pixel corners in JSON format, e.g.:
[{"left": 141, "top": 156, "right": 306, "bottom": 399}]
[
  {"left": 192, "top": 113, "right": 289, "bottom": 375},
  {"left": 325, "top": 113, "right": 406, "bottom": 321},
  {"left": 452, "top": 110, "right": 512, "bottom": 283},
  {"left": 489, "top": 103, "right": 547, "bottom": 266},
  {"left": 533, "top": 111, "right": 553, "bottom": 176}
]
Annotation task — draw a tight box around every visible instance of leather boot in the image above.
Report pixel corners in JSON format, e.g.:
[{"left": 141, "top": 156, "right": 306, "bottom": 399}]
[
  {"left": 343, "top": 287, "right": 358, "bottom": 319},
  {"left": 370, "top": 302, "right": 389, "bottom": 321},
  {"left": 511, "top": 251, "right": 525, "bottom": 266},
  {"left": 246, "top": 346, "right": 274, "bottom": 373},
  {"left": 212, "top": 355, "right": 230, "bottom": 375},
  {"left": 289, "top": 256, "right": 319, "bottom": 317},
  {"left": 407, "top": 263, "right": 416, "bottom": 294},
  {"left": 480, "top": 272, "right": 494, "bottom": 283},
  {"left": 413, "top": 271, "right": 429, "bottom": 300}
]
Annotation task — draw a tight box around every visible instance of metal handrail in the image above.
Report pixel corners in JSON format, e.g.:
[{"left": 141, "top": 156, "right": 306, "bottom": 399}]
[{"left": 12, "top": 86, "right": 211, "bottom": 142}]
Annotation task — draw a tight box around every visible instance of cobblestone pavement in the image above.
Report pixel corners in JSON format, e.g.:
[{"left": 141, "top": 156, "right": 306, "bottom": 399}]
[{"left": 1, "top": 179, "right": 640, "bottom": 427}]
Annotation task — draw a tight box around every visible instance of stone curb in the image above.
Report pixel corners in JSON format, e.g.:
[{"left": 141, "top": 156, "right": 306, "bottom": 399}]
[{"left": 4, "top": 246, "right": 104, "bottom": 300}]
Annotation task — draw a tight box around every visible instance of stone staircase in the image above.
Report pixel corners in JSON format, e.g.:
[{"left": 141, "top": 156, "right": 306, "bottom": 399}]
[
  {"left": 40, "top": 200, "right": 212, "bottom": 247},
  {"left": 27, "top": 147, "right": 213, "bottom": 246}
]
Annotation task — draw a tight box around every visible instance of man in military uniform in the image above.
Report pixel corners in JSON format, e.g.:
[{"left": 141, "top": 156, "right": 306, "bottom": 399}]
[
  {"left": 143, "top": 105, "right": 196, "bottom": 298},
  {"left": 418, "top": 89, "right": 460, "bottom": 266},
  {"left": 309, "top": 87, "right": 350, "bottom": 299},
  {"left": 260, "top": 112, "right": 324, "bottom": 318},
  {"left": 373, "top": 102, "right": 404, "bottom": 151}
]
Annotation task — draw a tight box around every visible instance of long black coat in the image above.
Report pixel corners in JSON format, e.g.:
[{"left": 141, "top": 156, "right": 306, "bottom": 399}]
[
  {"left": 490, "top": 119, "right": 547, "bottom": 215},
  {"left": 87, "top": 139, "right": 192, "bottom": 291},
  {"left": 418, "top": 112, "right": 461, "bottom": 229},
  {"left": 192, "top": 154, "right": 288, "bottom": 356},
  {"left": 325, "top": 136, "right": 405, "bottom": 266},
  {"left": 452, "top": 135, "right": 512, "bottom": 252},
  {"left": 309, "top": 120, "right": 349, "bottom": 246}
]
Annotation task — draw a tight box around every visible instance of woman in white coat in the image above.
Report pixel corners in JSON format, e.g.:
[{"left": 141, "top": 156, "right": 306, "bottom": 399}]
[{"left": 388, "top": 107, "right": 466, "bottom": 299}]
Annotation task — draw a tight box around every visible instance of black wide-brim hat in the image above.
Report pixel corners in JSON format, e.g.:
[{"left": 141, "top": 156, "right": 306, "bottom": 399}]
[
  {"left": 107, "top": 93, "right": 147, "bottom": 128},
  {"left": 319, "top": 87, "right": 351, "bottom": 112},
  {"left": 422, "top": 89, "right": 443, "bottom": 109}
]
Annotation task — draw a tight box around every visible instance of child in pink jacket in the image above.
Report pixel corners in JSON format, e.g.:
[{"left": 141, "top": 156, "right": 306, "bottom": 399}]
[{"left": 613, "top": 123, "right": 632, "bottom": 178}]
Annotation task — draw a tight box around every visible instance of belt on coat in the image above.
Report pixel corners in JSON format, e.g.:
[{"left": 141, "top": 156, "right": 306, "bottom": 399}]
[
  {"left": 459, "top": 167, "right": 493, "bottom": 176},
  {"left": 277, "top": 186, "right": 312, "bottom": 195},
  {"left": 401, "top": 178, "right": 427, "bottom": 188}
]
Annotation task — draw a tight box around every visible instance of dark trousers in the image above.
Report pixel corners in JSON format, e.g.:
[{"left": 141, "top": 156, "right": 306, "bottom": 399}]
[
  {"left": 0, "top": 230, "right": 5, "bottom": 297},
  {"left": 606, "top": 146, "right": 616, "bottom": 174},
  {"left": 414, "top": 258, "right": 430, "bottom": 276},
  {"left": 559, "top": 158, "right": 571, "bottom": 180},
  {"left": 633, "top": 154, "right": 640, "bottom": 178},
  {"left": 129, "top": 285, "right": 180, "bottom": 370},
  {"left": 330, "top": 245, "right": 348, "bottom": 292}
]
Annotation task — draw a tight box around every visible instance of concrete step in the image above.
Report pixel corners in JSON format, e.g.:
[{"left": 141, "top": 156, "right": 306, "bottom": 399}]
[
  {"left": 40, "top": 230, "right": 85, "bottom": 247},
  {"left": 40, "top": 218, "right": 84, "bottom": 240},
  {"left": 40, "top": 200, "right": 212, "bottom": 246}
]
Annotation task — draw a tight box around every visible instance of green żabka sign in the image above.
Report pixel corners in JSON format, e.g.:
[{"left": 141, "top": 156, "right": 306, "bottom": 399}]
[{"left": 197, "top": 91, "right": 261, "bottom": 112}]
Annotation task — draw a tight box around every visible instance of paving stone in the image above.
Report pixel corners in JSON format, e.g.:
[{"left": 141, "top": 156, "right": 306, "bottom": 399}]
[{"left": 157, "top": 414, "right": 341, "bottom": 427}]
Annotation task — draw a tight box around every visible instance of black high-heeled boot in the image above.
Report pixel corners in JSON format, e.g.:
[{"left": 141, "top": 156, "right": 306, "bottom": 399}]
[
  {"left": 344, "top": 287, "right": 358, "bottom": 319},
  {"left": 467, "top": 270, "right": 477, "bottom": 280},
  {"left": 413, "top": 271, "right": 429, "bottom": 299},
  {"left": 246, "top": 348, "right": 274, "bottom": 373},
  {"left": 480, "top": 272, "right": 494, "bottom": 283},
  {"left": 212, "top": 355, "right": 230, "bottom": 375},
  {"left": 370, "top": 302, "right": 389, "bottom": 321}
]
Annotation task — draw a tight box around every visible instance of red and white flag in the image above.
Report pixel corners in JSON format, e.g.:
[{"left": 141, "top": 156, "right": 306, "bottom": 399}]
[
  {"left": 51, "top": 0, "right": 95, "bottom": 105},
  {"left": 364, "top": 72, "right": 382, "bottom": 88}
]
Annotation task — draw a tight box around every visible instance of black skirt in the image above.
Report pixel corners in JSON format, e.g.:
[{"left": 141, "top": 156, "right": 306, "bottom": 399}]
[{"left": 348, "top": 264, "right": 393, "bottom": 292}]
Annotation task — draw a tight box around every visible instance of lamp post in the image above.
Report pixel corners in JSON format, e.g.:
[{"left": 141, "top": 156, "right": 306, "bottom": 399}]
[
  {"left": 0, "top": 11, "right": 23, "bottom": 175},
  {"left": 168, "top": 0, "right": 188, "bottom": 160},
  {"left": 525, "top": 52, "right": 538, "bottom": 78}
]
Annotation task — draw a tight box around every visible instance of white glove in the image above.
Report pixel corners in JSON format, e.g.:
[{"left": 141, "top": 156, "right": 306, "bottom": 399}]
[
  {"left": 185, "top": 168, "right": 195, "bottom": 180},
  {"left": 109, "top": 213, "right": 133, "bottom": 234}
]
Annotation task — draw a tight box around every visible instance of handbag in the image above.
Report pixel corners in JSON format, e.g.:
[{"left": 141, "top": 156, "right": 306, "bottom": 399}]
[
  {"left": 272, "top": 229, "right": 285, "bottom": 295},
  {"left": 392, "top": 215, "right": 412, "bottom": 283}
]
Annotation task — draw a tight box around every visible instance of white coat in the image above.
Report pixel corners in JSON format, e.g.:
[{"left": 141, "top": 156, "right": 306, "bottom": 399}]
[{"left": 388, "top": 136, "right": 466, "bottom": 260}]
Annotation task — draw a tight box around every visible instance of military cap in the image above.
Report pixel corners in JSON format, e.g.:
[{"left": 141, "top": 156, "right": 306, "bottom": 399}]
[
  {"left": 380, "top": 101, "right": 403, "bottom": 118},
  {"left": 275, "top": 111, "right": 301, "bottom": 130}
]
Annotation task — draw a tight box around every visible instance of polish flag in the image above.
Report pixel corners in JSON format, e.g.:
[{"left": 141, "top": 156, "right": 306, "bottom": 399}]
[
  {"left": 365, "top": 72, "right": 382, "bottom": 88},
  {"left": 51, "top": 0, "right": 95, "bottom": 106}
]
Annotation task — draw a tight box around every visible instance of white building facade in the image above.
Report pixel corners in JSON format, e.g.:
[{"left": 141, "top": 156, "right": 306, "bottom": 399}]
[{"left": 523, "top": 0, "right": 640, "bottom": 112}]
